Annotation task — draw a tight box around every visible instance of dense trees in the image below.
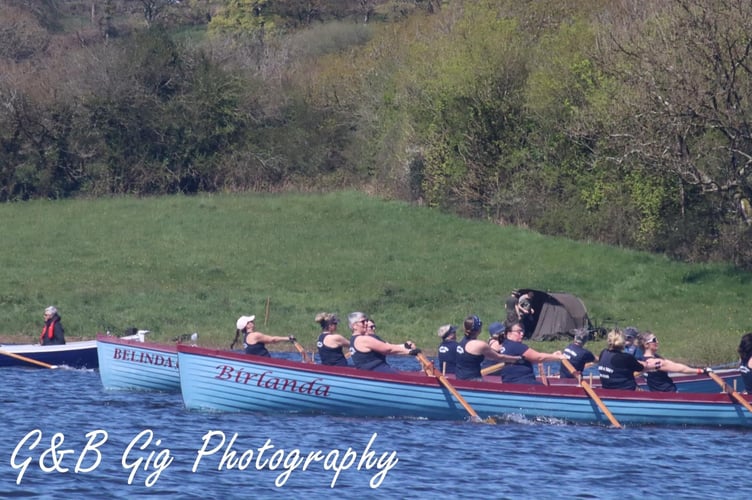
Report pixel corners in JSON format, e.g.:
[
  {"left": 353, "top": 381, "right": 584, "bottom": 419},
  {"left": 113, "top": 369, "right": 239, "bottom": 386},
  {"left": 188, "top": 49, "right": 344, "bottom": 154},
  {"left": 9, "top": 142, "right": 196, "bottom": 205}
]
[
  {"left": 1, "top": 0, "right": 751, "bottom": 267},
  {"left": 595, "top": 0, "right": 752, "bottom": 264}
]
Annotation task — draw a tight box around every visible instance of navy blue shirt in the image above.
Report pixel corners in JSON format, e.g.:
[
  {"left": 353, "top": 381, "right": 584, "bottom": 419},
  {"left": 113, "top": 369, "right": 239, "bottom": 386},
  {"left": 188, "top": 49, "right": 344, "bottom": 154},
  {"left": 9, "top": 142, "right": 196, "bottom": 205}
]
[
  {"left": 559, "top": 343, "right": 595, "bottom": 378},
  {"left": 741, "top": 363, "right": 752, "bottom": 394},
  {"left": 438, "top": 339, "right": 459, "bottom": 374},
  {"left": 500, "top": 340, "right": 538, "bottom": 384},
  {"left": 741, "top": 351, "right": 752, "bottom": 393},
  {"left": 598, "top": 349, "right": 644, "bottom": 390}
]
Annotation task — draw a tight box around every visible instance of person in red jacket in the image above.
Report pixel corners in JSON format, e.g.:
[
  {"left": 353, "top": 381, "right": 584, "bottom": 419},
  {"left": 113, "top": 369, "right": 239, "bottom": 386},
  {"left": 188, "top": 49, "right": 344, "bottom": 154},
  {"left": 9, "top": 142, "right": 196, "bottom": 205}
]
[{"left": 40, "top": 306, "right": 66, "bottom": 345}]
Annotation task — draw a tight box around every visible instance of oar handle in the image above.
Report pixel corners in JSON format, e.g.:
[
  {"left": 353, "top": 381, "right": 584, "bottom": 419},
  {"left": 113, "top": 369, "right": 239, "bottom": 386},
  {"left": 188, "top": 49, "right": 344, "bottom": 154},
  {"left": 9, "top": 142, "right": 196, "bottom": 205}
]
[
  {"left": 480, "top": 362, "right": 505, "bottom": 376},
  {"left": 290, "top": 338, "right": 313, "bottom": 364},
  {"left": 538, "top": 362, "right": 549, "bottom": 385}
]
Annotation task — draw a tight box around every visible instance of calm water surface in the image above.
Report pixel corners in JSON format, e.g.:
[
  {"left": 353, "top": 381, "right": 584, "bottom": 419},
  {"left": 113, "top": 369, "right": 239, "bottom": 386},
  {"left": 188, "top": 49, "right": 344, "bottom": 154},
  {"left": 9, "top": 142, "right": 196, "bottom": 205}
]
[{"left": 0, "top": 356, "right": 747, "bottom": 499}]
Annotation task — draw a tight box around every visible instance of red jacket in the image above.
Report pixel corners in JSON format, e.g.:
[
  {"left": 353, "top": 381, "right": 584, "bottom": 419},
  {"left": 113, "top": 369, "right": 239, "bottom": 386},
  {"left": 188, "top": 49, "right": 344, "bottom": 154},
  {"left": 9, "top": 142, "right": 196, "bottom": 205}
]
[{"left": 40, "top": 316, "right": 65, "bottom": 345}]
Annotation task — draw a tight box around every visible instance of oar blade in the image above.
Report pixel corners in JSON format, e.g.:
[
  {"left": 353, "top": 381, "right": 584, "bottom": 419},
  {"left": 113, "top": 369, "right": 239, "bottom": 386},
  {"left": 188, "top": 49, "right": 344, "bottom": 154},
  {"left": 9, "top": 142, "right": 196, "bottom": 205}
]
[
  {"left": 414, "top": 351, "right": 493, "bottom": 424},
  {"left": 562, "top": 358, "right": 622, "bottom": 429}
]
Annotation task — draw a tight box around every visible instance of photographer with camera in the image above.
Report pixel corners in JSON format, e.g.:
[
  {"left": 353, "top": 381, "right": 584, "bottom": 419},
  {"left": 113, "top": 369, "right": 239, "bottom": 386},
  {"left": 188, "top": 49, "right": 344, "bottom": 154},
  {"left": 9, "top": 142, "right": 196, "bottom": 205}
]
[{"left": 505, "top": 290, "right": 536, "bottom": 339}]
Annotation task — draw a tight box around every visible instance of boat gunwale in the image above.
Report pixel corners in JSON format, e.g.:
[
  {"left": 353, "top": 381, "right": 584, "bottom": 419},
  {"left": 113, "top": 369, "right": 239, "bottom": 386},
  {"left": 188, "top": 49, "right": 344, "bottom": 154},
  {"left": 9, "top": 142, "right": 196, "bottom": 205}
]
[{"left": 96, "top": 333, "right": 178, "bottom": 354}]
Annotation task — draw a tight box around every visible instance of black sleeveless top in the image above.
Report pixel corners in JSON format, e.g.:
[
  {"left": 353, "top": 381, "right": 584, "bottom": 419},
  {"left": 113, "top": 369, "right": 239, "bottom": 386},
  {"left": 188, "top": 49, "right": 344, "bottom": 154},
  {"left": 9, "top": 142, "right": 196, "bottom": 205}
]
[
  {"left": 244, "top": 337, "right": 271, "bottom": 357},
  {"left": 642, "top": 354, "right": 677, "bottom": 392},
  {"left": 317, "top": 332, "right": 348, "bottom": 366},
  {"left": 350, "top": 334, "right": 389, "bottom": 371},
  {"left": 455, "top": 337, "right": 484, "bottom": 380}
]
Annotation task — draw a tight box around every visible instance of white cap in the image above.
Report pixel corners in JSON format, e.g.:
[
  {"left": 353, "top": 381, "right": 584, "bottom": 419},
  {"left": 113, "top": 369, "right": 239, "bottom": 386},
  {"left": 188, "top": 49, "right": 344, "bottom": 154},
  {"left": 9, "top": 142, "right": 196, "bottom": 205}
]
[{"left": 236, "top": 315, "right": 256, "bottom": 330}]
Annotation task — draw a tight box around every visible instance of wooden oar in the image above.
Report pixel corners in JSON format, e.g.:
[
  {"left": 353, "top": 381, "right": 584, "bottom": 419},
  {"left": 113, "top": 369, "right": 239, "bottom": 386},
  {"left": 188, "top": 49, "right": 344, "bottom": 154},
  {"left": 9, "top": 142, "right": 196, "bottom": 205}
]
[
  {"left": 561, "top": 358, "right": 621, "bottom": 429},
  {"left": 0, "top": 349, "right": 58, "bottom": 369},
  {"left": 538, "top": 362, "right": 549, "bottom": 385},
  {"left": 707, "top": 370, "right": 752, "bottom": 414},
  {"left": 414, "top": 351, "right": 490, "bottom": 424},
  {"left": 480, "top": 362, "right": 505, "bottom": 376},
  {"left": 291, "top": 339, "right": 313, "bottom": 363}
]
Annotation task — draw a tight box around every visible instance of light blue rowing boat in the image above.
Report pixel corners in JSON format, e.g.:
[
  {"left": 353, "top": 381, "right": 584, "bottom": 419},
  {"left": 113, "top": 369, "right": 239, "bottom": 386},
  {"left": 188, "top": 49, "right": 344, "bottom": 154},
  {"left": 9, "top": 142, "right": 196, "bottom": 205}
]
[
  {"left": 97, "top": 333, "right": 183, "bottom": 392},
  {"left": 177, "top": 345, "right": 752, "bottom": 427}
]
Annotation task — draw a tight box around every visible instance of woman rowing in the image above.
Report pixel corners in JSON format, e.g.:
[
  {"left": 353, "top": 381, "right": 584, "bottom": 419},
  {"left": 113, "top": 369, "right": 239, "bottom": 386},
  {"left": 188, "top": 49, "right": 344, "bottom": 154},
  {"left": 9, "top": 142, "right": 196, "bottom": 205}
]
[
  {"left": 315, "top": 312, "right": 350, "bottom": 366},
  {"left": 455, "top": 315, "right": 521, "bottom": 382},
  {"left": 347, "top": 311, "right": 415, "bottom": 373},
  {"left": 598, "top": 329, "right": 661, "bottom": 390},
  {"left": 639, "top": 331, "right": 709, "bottom": 392},
  {"left": 234, "top": 315, "right": 295, "bottom": 357},
  {"left": 499, "top": 319, "right": 565, "bottom": 384}
]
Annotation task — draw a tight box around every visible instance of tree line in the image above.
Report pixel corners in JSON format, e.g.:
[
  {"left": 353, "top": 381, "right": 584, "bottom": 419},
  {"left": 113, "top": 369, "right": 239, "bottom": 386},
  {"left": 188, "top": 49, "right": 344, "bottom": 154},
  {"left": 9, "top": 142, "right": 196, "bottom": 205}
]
[{"left": 1, "top": 0, "right": 751, "bottom": 268}]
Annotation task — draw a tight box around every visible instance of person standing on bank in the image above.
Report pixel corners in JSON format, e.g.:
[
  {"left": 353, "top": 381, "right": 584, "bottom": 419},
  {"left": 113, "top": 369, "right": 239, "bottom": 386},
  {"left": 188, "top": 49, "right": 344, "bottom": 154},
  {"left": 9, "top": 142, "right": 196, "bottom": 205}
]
[
  {"left": 455, "top": 315, "right": 521, "bottom": 381},
  {"left": 437, "top": 324, "right": 459, "bottom": 374},
  {"left": 640, "top": 331, "right": 710, "bottom": 392},
  {"left": 40, "top": 306, "right": 65, "bottom": 345},
  {"left": 315, "top": 312, "right": 350, "bottom": 366},
  {"left": 505, "top": 291, "right": 535, "bottom": 338},
  {"left": 559, "top": 328, "right": 596, "bottom": 379},
  {"left": 500, "top": 320, "right": 565, "bottom": 384},
  {"left": 236, "top": 315, "right": 295, "bottom": 357},
  {"left": 348, "top": 311, "right": 417, "bottom": 373},
  {"left": 598, "top": 329, "right": 661, "bottom": 390}
]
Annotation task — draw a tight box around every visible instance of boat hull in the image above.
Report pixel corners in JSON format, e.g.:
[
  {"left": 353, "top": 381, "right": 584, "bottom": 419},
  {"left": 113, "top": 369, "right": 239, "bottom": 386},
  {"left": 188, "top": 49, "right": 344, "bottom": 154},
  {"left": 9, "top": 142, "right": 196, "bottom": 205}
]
[
  {"left": 97, "top": 334, "right": 179, "bottom": 391},
  {"left": 177, "top": 345, "right": 752, "bottom": 427},
  {"left": 0, "top": 340, "right": 98, "bottom": 369}
]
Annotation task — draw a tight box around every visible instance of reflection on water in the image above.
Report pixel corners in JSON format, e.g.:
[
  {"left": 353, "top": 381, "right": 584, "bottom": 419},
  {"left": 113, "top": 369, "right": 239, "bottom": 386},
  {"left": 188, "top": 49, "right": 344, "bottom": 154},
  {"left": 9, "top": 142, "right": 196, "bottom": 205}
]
[{"left": 0, "top": 359, "right": 749, "bottom": 499}]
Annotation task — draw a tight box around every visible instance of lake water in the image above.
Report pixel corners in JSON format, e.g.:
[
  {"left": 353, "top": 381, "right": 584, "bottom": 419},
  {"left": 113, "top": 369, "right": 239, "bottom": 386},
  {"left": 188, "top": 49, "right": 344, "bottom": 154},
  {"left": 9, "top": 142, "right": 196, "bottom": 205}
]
[{"left": 1, "top": 355, "right": 748, "bottom": 499}]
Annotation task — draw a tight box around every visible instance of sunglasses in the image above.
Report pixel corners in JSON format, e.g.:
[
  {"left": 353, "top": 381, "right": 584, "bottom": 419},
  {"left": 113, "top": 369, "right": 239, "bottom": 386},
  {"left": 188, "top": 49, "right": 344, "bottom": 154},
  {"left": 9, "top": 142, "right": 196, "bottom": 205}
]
[{"left": 646, "top": 337, "right": 658, "bottom": 343}]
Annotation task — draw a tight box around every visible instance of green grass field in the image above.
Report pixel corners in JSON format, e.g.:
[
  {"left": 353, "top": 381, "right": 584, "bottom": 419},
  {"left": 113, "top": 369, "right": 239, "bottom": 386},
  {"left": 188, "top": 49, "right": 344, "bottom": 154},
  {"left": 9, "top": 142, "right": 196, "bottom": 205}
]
[{"left": 1, "top": 191, "right": 749, "bottom": 364}]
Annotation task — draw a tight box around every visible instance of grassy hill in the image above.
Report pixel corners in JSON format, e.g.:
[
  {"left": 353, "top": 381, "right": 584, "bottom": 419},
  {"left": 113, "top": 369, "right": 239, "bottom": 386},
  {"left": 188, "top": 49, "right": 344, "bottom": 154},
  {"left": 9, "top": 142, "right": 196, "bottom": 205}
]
[{"left": 1, "top": 192, "right": 749, "bottom": 364}]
